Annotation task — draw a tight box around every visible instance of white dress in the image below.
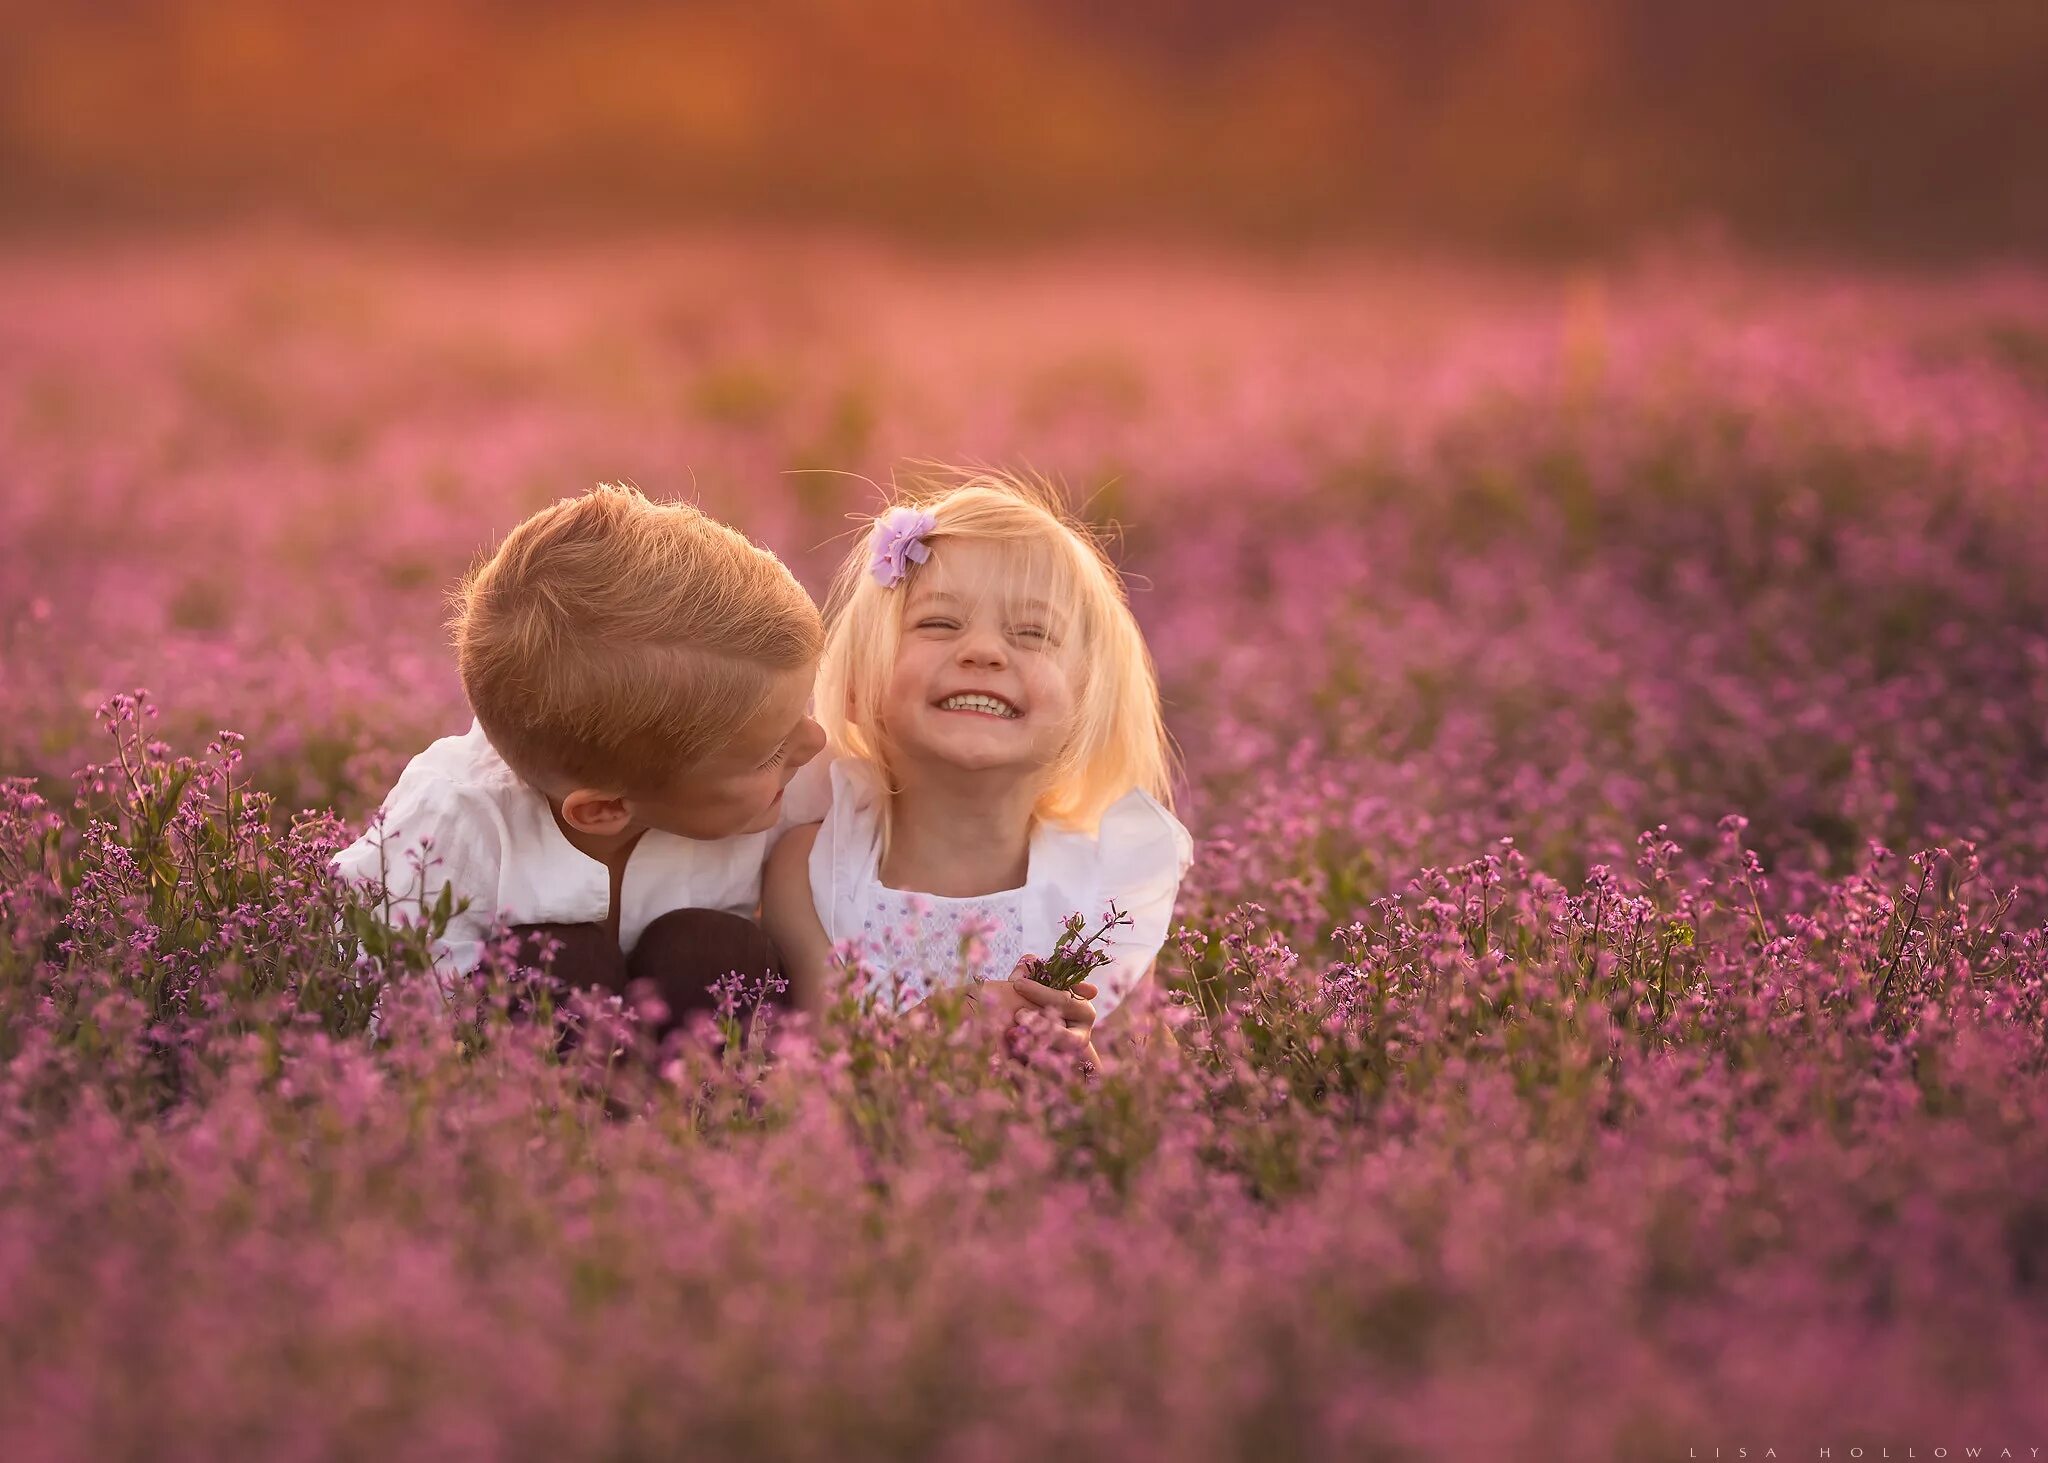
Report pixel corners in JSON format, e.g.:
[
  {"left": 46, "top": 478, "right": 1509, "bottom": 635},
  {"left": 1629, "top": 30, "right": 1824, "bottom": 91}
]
[{"left": 804, "top": 757, "right": 1194, "bottom": 1018}]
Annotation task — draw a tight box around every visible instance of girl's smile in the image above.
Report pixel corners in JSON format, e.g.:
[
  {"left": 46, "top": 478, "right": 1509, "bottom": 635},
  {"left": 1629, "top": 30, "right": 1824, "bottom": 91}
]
[{"left": 935, "top": 690, "right": 1023, "bottom": 719}]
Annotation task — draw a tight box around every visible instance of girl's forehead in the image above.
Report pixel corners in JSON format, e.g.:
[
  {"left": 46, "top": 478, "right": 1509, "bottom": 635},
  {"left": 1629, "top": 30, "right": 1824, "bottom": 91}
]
[{"left": 915, "top": 537, "right": 1064, "bottom": 601}]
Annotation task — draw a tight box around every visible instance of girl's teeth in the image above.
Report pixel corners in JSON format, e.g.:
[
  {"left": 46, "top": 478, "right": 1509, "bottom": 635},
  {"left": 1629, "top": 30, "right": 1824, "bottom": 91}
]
[{"left": 941, "top": 695, "right": 1017, "bottom": 717}]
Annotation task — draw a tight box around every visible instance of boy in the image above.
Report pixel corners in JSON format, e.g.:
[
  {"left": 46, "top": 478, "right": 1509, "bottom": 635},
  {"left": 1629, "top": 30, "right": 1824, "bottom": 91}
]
[{"left": 333, "top": 483, "right": 829, "bottom": 1035}]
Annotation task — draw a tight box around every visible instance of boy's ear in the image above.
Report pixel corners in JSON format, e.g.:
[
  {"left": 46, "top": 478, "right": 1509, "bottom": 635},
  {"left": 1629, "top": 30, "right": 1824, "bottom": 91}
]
[{"left": 558, "top": 787, "right": 634, "bottom": 836}]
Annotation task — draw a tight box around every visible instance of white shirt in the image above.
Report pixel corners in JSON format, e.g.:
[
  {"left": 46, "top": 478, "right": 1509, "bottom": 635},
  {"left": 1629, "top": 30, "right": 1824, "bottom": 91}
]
[
  {"left": 805, "top": 757, "right": 1194, "bottom": 1019},
  {"left": 332, "top": 719, "right": 830, "bottom": 979}
]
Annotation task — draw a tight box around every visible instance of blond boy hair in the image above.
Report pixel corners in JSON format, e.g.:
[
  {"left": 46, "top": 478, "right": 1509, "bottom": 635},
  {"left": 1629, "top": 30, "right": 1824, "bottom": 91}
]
[
  {"left": 816, "top": 468, "right": 1176, "bottom": 833},
  {"left": 452, "top": 484, "right": 823, "bottom": 793}
]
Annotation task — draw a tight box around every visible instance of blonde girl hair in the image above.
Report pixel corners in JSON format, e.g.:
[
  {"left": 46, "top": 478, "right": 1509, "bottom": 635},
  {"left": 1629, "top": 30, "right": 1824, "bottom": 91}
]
[{"left": 815, "top": 468, "right": 1175, "bottom": 834}]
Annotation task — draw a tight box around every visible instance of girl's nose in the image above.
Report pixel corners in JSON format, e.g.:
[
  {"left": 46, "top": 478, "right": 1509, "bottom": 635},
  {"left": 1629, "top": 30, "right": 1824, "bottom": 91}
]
[{"left": 956, "top": 629, "right": 1008, "bottom": 667}]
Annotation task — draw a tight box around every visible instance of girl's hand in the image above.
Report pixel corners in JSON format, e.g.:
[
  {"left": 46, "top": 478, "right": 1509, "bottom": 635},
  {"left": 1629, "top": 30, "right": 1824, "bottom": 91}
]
[{"left": 1007, "top": 967, "right": 1101, "bottom": 1069}]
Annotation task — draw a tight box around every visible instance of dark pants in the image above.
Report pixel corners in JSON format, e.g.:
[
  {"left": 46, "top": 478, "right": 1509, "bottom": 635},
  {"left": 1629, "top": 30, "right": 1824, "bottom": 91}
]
[{"left": 508, "top": 908, "right": 787, "bottom": 1048}]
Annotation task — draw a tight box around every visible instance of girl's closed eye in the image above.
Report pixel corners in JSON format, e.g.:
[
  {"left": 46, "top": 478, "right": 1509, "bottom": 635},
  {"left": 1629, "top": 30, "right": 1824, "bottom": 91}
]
[
  {"left": 759, "top": 744, "right": 788, "bottom": 770},
  {"left": 915, "top": 617, "right": 958, "bottom": 632}
]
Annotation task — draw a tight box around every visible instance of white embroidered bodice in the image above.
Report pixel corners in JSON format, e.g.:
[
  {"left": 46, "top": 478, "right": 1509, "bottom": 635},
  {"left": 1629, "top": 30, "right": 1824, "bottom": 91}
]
[{"left": 851, "top": 885, "right": 1029, "bottom": 1012}]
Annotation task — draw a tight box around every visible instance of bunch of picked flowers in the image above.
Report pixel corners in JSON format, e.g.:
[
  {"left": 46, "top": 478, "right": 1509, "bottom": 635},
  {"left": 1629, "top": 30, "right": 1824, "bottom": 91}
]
[{"left": 1016, "top": 903, "right": 1132, "bottom": 993}]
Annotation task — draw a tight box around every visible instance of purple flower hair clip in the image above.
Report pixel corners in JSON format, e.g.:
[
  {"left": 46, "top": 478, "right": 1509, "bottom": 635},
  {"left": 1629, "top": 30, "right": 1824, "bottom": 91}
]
[{"left": 869, "top": 506, "right": 937, "bottom": 588}]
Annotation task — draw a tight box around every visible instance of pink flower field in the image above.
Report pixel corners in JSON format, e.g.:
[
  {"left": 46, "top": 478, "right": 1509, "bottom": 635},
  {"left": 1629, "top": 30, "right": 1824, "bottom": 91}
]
[{"left": 4, "top": 237, "right": 2048, "bottom": 1460}]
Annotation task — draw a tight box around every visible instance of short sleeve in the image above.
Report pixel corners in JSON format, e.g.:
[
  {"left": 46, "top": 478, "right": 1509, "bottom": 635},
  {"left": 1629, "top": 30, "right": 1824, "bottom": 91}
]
[
  {"left": 1089, "top": 790, "right": 1195, "bottom": 1017},
  {"left": 806, "top": 757, "right": 890, "bottom": 945},
  {"left": 331, "top": 769, "right": 506, "bottom": 980}
]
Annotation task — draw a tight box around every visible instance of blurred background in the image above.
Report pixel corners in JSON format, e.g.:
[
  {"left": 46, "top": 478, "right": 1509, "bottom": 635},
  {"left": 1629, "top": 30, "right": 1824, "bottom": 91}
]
[
  {"left": 6, "top": 0, "right": 2048, "bottom": 842},
  {"left": 3, "top": 0, "right": 2044, "bottom": 258}
]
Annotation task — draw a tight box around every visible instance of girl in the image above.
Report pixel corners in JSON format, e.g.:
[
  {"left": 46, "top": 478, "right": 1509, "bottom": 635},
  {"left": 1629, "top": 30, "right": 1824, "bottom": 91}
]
[{"left": 763, "top": 471, "right": 1193, "bottom": 1063}]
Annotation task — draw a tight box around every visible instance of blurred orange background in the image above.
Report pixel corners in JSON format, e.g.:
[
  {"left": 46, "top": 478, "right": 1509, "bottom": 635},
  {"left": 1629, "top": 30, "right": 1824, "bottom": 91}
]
[{"left": 3, "top": 0, "right": 2043, "bottom": 256}]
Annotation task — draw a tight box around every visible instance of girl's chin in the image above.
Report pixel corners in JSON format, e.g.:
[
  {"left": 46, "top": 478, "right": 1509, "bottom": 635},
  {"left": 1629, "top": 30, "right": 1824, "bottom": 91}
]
[{"left": 917, "top": 744, "right": 1041, "bottom": 775}]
